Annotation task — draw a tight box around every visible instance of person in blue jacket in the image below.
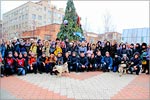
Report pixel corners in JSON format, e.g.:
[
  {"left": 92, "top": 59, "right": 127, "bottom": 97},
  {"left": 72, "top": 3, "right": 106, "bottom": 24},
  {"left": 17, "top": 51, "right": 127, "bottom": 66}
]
[{"left": 102, "top": 51, "right": 113, "bottom": 72}]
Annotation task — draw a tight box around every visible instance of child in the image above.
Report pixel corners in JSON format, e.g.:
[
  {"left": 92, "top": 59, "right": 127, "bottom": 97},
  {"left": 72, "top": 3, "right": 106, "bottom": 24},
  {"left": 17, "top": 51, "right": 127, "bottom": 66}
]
[
  {"left": 28, "top": 53, "right": 37, "bottom": 74},
  {"left": 4, "top": 52, "right": 15, "bottom": 76},
  {"left": 0, "top": 53, "right": 4, "bottom": 77},
  {"left": 16, "top": 53, "right": 27, "bottom": 75},
  {"left": 38, "top": 52, "right": 46, "bottom": 74}
]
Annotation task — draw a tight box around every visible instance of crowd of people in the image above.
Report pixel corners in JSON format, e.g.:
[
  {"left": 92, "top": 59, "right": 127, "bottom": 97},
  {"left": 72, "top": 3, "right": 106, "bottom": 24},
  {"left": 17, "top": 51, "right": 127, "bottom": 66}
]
[{"left": 0, "top": 37, "right": 149, "bottom": 77}]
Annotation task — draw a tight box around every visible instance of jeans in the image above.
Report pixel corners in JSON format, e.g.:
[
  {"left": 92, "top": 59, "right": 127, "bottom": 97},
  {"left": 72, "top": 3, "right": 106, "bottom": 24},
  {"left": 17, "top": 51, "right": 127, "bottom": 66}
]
[{"left": 18, "top": 67, "right": 25, "bottom": 75}]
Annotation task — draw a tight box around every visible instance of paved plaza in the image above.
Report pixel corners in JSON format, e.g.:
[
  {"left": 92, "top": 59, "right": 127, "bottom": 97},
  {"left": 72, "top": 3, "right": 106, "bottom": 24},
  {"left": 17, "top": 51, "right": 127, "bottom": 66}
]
[{"left": 0, "top": 71, "right": 149, "bottom": 100}]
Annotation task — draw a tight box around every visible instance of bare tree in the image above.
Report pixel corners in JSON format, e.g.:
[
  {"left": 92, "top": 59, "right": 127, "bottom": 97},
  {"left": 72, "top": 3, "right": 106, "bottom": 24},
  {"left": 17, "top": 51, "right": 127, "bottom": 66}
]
[{"left": 103, "top": 10, "right": 116, "bottom": 32}]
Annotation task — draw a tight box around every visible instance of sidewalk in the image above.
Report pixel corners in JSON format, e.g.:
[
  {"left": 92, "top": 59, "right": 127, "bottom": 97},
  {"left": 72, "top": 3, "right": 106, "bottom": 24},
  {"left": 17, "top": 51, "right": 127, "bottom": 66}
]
[{"left": 0, "top": 72, "right": 149, "bottom": 99}]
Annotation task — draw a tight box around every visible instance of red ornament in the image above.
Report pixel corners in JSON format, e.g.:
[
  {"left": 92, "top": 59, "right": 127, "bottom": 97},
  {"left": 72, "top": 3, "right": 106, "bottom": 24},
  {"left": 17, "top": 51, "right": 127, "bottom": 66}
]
[{"left": 77, "top": 15, "right": 81, "bottom": 26}]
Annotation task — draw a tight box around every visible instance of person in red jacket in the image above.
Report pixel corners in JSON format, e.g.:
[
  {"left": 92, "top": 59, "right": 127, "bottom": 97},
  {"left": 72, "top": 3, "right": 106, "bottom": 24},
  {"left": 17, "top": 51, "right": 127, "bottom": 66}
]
[
  {"left": 16, "top": 53, "right": 27, "bottom": 75},
  {"left": 4, "top": 52, "right": 15, "bottom": 76},
  {"left": 28, "top": 53, "right": 37, "bottom": 74}
]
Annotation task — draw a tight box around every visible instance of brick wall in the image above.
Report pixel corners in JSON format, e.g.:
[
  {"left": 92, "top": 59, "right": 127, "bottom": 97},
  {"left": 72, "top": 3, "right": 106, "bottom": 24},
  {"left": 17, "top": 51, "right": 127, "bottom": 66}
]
[{"left": 21, "top": 24, "right": 60, "bottom": 40}]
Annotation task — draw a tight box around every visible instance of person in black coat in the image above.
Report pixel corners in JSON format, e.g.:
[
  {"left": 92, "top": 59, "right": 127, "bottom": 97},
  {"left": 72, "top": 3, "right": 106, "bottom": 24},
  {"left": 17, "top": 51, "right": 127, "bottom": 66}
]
[
  {"left": 128, "top": 43, "right": 135, "bottom": 59},
  {"left": 63, "top": 52, "right": 72, "bottom": 72},
  {"left": 128, "top": 52, "right": 141, "bottom": 75},
  {"left": 70, "top": 52, "right": 79, "bottom": 72},
  {"left": 134, "top": 43, "right": 141, "bottom": 54},
  {"left": 113, "top": 53, "right": 121, "bottom": 72},
  {"left": 37, "top": 53, "right": 46, "bottom": 74},
  {"left": 118, "top": 44, "right": 129, "bottom": 57},
  {"left": 71, "top": 42, "right": 79, "bottom": 54},
  {"left": 88, "top": 53, "right": 96, "bottom": 71},
  {"left": 102, "top": 41, "right": 111, "bottom": 56},
  {"left": 110, "top": 42, "right": 117, "bottom": 58},
  {"left": 78, "top": 52, "right": 89, "bottom": 72},
  {"left": 23, "top": 52, "right": 29, "bottom": 72},
  {"left": 95, "top": 50, "right": 103, "bottom": 70},
  {"left": 37, "top": 42, "right": 43, "bottom": 58}
]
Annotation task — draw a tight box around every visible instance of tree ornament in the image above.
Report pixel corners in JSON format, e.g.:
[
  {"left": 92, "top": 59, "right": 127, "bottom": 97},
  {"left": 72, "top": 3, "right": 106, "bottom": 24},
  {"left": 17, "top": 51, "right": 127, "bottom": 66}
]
[
  {"left": 63, "top": 20, "right": 68, "bottom": 25},
  {"left": 69, "top": 7, "right": 72, "bottom": 12}
]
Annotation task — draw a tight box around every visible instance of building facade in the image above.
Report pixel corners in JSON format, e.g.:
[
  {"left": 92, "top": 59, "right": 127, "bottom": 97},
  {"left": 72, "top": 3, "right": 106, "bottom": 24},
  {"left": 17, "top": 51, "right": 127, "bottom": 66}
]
[
  {"left": 21, "top": 23, "right": 60, "bottom": 41},
  {"left": 122, "top": 28, "right": 150, "bottom": 44},
  {"left": 2, "top": 0, "right": 64, "bottom": 39},
  {"left": 99, "top": 32, "right": 122, "bottom": 43},
  {"left": 84, "top": 31, "right": 99, "bottom": 43},
  {"left": 0, "top": 20, "right": 2, "bottom": 38}
]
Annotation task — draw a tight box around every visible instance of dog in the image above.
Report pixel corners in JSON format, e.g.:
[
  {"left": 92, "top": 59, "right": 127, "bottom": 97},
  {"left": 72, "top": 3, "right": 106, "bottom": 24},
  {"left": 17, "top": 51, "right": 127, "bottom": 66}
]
[
  {"left": 118, "top": 61, "right": 129, "bottom": 77},
  {"left": 52, "top": 62, "right": 69, "bottom": 77}
]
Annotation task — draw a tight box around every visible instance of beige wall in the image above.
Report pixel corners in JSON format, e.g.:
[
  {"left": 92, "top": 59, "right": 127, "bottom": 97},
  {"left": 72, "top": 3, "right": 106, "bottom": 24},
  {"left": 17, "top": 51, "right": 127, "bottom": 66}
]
[{"left": 2, "top": 1, "right": 64, "bottom": 39}]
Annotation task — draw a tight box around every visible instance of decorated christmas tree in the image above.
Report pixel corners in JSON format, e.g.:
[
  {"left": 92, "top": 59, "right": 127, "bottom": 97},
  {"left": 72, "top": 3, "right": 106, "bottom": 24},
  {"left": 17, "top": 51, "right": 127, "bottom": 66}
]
[{"left": 57, "top": 0, "right": 83, "bottom": 41}]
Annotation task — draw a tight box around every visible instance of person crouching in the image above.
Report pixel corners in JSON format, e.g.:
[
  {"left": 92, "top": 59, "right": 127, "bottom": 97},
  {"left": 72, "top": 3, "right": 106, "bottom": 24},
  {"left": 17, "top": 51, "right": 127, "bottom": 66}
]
[
  {"left": 38, "top": 53, "right": 46, "bottom": 74},
  {"left": 128, "top": 52, "right": 142, "bottom": 75},
  {"left": 102, "top": 51, "right": 113, "bottom": 72},
  {"left": 16, "top": 53, "right": 27, "bottom": 75},
  {"left": 28, "top": 53, "right": 37, "bottom": 74},
  {"left": 4, "top": 52, "right": 15, "bottom": 76},
  {"left": 78, "top": 51, "right": 89, "bottom": 72}
]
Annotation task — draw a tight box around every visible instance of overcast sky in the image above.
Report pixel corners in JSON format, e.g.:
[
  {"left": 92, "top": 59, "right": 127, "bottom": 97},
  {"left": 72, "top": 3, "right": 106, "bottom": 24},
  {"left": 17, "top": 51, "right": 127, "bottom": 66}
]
[{"left": 1, "top": 0, "right": 149, "bottom": 34}]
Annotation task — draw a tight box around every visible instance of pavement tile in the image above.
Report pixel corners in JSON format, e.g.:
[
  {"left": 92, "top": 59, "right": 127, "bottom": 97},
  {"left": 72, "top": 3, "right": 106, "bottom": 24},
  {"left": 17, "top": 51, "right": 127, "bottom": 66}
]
[
  {"left": 111, "top": 74, "right": 149, "bottom": 100},
  {"left": 1, "top": 71, "right": 149, "bottom": 100},
  {"left": 0, "top": 76, "right": 74, "bottom": 100}
]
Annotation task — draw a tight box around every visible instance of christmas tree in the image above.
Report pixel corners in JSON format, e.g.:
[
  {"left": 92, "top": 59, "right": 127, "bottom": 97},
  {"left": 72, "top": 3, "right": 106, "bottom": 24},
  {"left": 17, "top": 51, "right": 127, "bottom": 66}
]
[{"left": 57, "top": 0, "right": 83, "bottom": 41}]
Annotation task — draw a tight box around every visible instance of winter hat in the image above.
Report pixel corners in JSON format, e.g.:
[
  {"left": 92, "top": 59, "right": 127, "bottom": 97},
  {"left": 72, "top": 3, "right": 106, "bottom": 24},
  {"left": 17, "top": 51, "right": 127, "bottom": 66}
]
[
  {"left": 8, "top": 51, "right": 13, "bottom": 54},
  {"left": 130, "top": 43, "right": 134, "bottom": 46},
  {"left": 134, "top": 52, "right": 140, "bottom": 57},
  {"left": 23, "top": 52, "right": 27, "bottom": 55},
  {"left": 142, "top": 43, "right": 147, "bottom": 48}
]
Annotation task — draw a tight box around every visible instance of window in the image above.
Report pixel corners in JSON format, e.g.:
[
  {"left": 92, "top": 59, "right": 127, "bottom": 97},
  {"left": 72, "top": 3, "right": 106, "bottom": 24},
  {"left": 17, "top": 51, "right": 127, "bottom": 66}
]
[
  {"left": 32, "top": 6, "right": 36, "bottom": 10},
  {"left": 37, "top": 7, "right": 42, "bottom": 12},
  {"left": 19, "top": 16, "right": 21, "bottom": 20},
  {"left": 142, "top": 28, "right": 148, "bottom": 36},
  {"left": 48, "top": 10, "right": 51, "bottom": 15},
  {"left": 38, "top": 15, "right": 42, "bottom": 20},
  {"left": 22, "top": 8, "right": 25, "bottom": 13},
  {"left": 32, "top": 14, "right": 36, "bottom": 19},
  {"left": 45, "top": 35, "right": 51, "bottom": 40},
  {"left": 25, "top": 14, "right": 28, "bottom": 19},
  {"left": 19, "top": 24, "right": 21, "bottom": 28},
  {"left": 44, "top": 7, "right": 46, "bottom": 11},
  {"left": 26, "top": 6, "right": 29, "bottom": 11},
  {"left": 137, "top": 28, "right": 142, "bottom": 37},
  {"left": 22, "top": 15, "right": 24, "bottom": 20},
  {"left": 22, "top": 23, "right": 24, "bottom": 28},
  {"left": 43, "top": 21, "right": 46, "bottom": 25},
  {"left": 19, "top": 9, "right": 22, "bottom": 14},
  {"left": 48, "top": 18, "right": 51, "bottom": 23}
]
